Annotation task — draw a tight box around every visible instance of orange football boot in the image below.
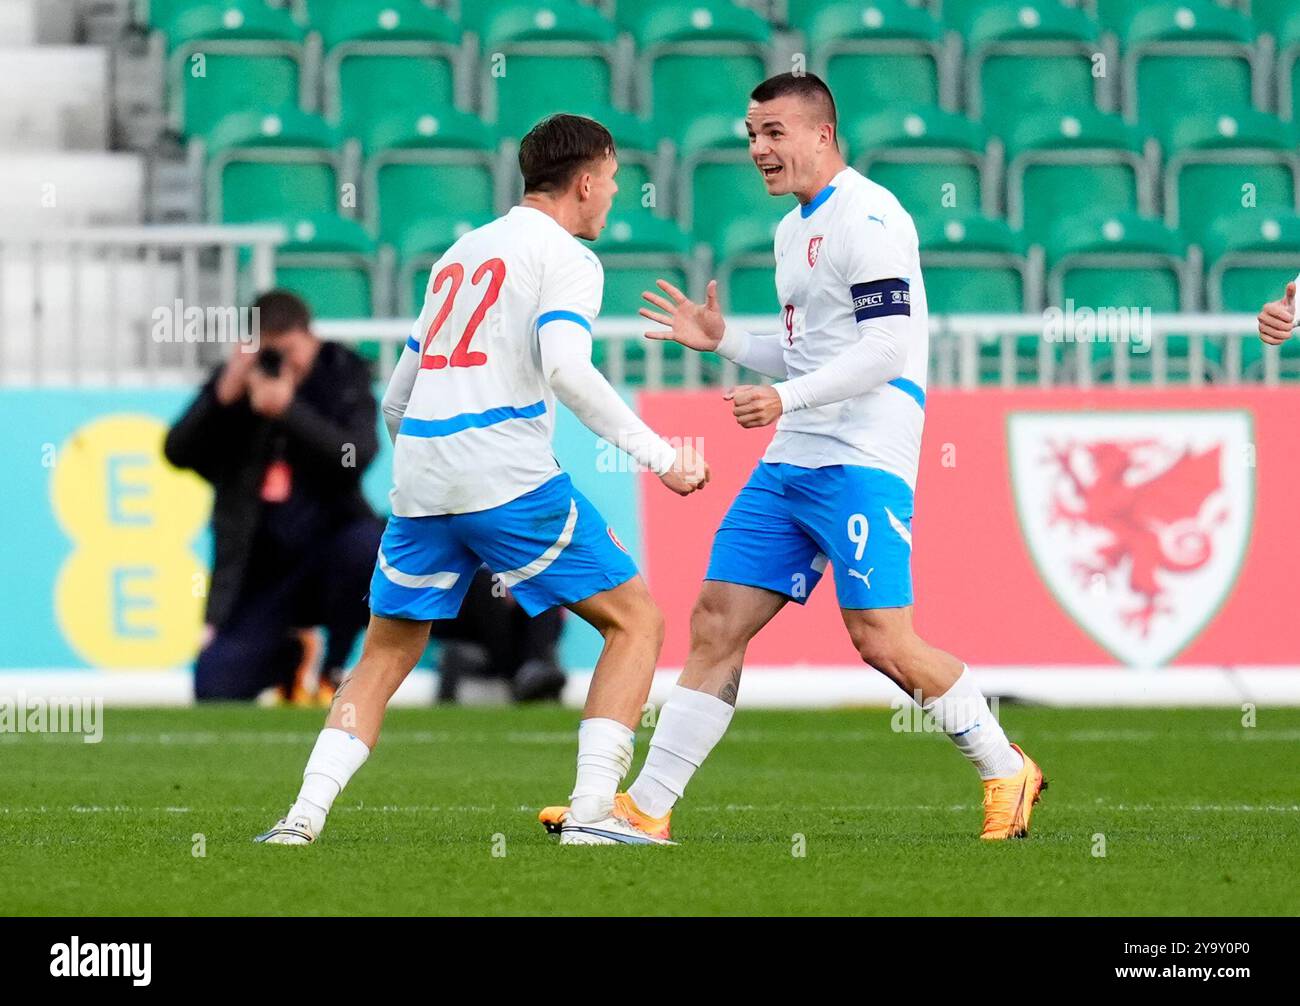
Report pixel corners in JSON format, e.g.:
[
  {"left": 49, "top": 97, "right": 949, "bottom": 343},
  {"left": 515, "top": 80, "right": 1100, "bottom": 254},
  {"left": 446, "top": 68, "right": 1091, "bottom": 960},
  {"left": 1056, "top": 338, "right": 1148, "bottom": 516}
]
[
  {"left": 538, "top": 792, "right": 673, "bottom": 842},
  {"left": 979, "top": 743, "right": 1047, "bottom": 840}
]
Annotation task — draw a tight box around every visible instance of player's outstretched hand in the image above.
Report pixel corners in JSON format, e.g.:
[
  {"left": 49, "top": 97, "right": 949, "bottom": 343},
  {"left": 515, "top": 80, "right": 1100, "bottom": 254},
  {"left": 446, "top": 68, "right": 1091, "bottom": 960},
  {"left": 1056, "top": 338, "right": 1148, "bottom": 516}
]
[
  {"left": 640, "top": 278, "right": 725, "bottom": 352},
  {"left": 725, "top": 385, "right": 783, "bottom": 429},
  {"left": 1258, "top": 281, "right": 1296, "bottom": 345},
  {"left": 660, "top": 441, "right": 710, "bottom": 496}
]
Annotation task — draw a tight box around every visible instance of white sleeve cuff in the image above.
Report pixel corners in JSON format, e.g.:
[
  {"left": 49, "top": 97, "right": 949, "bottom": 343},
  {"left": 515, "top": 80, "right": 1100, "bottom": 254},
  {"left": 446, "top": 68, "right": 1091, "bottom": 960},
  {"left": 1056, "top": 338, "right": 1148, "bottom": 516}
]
[
  {"left": 644, "top": 436, "right": 677, "bottom": 476},
  {"left": 715, "top": 324, "right": 751, "bottom": 362},
  {"left": 772, "top": 381, "right": 800, "bottom": 415}
]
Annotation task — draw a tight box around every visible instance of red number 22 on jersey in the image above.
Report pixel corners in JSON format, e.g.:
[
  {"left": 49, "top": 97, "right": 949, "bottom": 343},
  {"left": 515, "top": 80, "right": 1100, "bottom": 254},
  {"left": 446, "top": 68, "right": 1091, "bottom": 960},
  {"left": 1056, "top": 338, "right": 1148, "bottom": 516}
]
[{"left": 420, "top": 258, "right": 506, "bottom": 370}]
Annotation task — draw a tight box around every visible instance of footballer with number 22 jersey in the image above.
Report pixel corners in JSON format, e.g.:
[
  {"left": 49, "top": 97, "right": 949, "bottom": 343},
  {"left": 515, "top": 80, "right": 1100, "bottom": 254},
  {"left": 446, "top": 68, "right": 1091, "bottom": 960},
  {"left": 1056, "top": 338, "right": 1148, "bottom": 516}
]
[{"left": 257, "top": 114, "right": 709, "bottom": 849}]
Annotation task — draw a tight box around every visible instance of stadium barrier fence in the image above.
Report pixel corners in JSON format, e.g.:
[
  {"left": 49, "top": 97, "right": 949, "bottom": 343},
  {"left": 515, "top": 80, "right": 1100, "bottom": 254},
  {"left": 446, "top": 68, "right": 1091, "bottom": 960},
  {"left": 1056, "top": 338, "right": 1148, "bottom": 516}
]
[{"left": 1, "top": 228, "right": 1297, "bottom": 705}]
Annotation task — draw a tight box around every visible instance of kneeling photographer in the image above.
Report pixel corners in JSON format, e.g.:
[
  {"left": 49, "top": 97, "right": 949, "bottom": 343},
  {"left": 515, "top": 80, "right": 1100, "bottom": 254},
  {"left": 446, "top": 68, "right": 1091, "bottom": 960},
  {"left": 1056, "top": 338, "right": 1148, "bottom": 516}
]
[{"left": 165, "top": 290, "right": 383, "bottom": 702}]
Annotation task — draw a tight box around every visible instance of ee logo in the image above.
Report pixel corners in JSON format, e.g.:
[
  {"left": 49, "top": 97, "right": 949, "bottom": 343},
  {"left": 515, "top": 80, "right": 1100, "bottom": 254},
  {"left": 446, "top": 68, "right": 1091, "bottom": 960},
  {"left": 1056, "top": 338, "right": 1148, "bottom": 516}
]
[{"left": 50, "top": 415, "right": 211, "bottom": 668}]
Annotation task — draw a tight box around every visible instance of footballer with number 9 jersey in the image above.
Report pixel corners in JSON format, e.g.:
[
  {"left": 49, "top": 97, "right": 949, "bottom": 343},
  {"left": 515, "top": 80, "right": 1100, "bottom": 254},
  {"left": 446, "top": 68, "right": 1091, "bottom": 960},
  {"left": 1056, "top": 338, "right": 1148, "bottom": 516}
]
[
  {"left": 542, "top": 74, "right": 1047, "bottom": 844},
  {"left": 257, "top": 114, "right": 709, "bottom": 848}
]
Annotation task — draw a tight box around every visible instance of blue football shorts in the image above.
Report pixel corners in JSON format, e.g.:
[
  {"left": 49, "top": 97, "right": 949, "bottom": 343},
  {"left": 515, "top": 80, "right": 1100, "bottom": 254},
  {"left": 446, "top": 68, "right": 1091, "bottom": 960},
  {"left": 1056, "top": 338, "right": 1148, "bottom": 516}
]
[
  {"left": 369, "top": 472, "right": 638, "bottom": 619},
  {"left": 705, "top": 462, "right": 914, "bottom": 609}
]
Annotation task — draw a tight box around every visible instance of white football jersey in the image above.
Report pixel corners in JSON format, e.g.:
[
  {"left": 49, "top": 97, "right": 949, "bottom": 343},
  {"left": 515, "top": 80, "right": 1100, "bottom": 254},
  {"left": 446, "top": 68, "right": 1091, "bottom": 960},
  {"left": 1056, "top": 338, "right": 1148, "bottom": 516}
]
[
  {"left": 766, "top": 166, "right": 930, "bottom": 488},
  {"left": 390, "top": 206, "right": 603, "bottom": 516}
]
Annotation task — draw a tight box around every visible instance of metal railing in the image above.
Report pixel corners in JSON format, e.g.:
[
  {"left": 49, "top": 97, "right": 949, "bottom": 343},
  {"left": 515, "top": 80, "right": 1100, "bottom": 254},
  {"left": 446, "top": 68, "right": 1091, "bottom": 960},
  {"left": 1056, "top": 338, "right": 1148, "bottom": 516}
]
[
  {"left": 0, "top": 227, "right": 1288, "bottom": 389},
  {"left": 317, "top": 313, "right": 1285, "bottom": 390},
  {"left": 0, "top": 225, "right": 282, "bottom": 384}
]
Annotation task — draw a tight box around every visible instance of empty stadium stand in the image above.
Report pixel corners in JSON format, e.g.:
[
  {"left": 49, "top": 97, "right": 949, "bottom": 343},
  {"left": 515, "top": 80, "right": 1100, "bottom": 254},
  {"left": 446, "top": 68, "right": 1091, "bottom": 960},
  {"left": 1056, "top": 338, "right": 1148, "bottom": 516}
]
[{"left": 3, "top": 0, "right": 1298, "bottom": 385}]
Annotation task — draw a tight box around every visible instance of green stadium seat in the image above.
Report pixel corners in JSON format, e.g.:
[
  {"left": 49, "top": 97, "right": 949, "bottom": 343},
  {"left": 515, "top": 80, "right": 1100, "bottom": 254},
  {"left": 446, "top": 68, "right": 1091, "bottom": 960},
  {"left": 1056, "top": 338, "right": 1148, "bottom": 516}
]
[
  {"left": 271, "top": 214, "right": 384, "bottom": 322},
  {"left": 479, "top": 2, "right": 624, "bottom": 139},
  {"left": 162, "top": 0, "right": 311, "bottom": 138},
  {"left": 1091, "top": 0, "right": 1148, "bottom": 33},
  {"left": 1248, "top": 0, "right": 1296, "bottom": 36},
  {"left": 677, "top": 114, "right": 788, "bottom": 253},
  {"left": 292, "top": 0, "right": 361, "bottom": 27},
  {"left": 921, "top": 215, "right": 1036, "bottom": 313},
  {"left": 964, "top": 1, "right": 1107, "bottom": 139},
  {"left": 1275, "top": 7, "right": 1300, "bottom": 122},
  {"left": 712, "top": 215, "right": 787, "bottom": 384},
  {"left": 635, "top": 2, "right": 773, "bottom": 143},
  {"left": 606, "top": 0, "right": 710, "bottom": 33},
  {"left": 141, "top": 0, "right": 292, "bottom": 30},
  {"left": 204, "top": 107, "right": 349, "bottom": 223},
  {"left": 359, "top": 108, "right": 500, "bottom": 247},
  {"left": 1163, "top": 109, "right": 1300, "bottom": 249},
  {"left": 848, "top": 106, "right": 994, "bottom": 223},
  {"left": 455, "top": 0, "right": 513, "bottom": 34},
  {"left": 918, "top": 215, "right": 1042, "bottom": 384},
  {"left": 1005, "top": 110, "right": 1155, "bottom": 246},
  {"left": 593, "top": 214, "right": 706, "bottom": 385},
  {"left": 1122, "top": 2, "right": 1261, "bottom": 151},
  {"left": 938, "top": 0, "right": 1106, "bottom": 34},
  {"left": 319, "top": 0, "right": 466, "bottom": 138},
  {"left": 1046, "top": 213, "right": 1200, "bottom": 383},
  {"left": 597, "top": 107, "right": 673, "bottom": 222},
  {"left": 808, "top": 1, "right": 955, "bottom": 126},
  {"left": 1203, "top": 212, "right": 1300, "bottom": 379},
  {"left": 715, "top": 215, "right": 781, "bottom": 315},
  {"left": 397, "top": 214, "right": 493, "bottom": 315},
  {"left": 934, "top": 0, "right": 999, "bottom": 34}
]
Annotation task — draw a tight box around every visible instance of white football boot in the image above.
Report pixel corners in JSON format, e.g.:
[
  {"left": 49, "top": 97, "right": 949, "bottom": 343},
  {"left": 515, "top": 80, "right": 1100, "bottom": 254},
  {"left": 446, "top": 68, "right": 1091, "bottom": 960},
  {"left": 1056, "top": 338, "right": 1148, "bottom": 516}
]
[{"left": 254, "top": 814, "right": 317, "bottom": 845}]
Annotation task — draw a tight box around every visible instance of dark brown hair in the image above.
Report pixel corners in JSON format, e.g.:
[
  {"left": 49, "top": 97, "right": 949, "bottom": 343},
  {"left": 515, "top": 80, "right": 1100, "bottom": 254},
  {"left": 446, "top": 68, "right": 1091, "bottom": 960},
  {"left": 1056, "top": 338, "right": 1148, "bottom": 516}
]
[
  {"left": 251, "top": 289, "right": 311, "bottom": 334},
  {"left": 750, "top": 72, "right": 838, "bottom": 141},
  {"left": 518, "top": 114, "right": 616, "bottom": 195}
]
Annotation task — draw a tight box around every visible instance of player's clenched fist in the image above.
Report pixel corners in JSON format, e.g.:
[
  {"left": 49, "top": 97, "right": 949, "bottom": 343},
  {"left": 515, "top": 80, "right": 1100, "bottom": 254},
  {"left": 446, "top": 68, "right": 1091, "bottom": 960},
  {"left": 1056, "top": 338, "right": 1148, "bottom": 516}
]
[
  {"left": 1258, "top": 281, "right": 1297, "bottom": 346},
  {"left": 726, "top": 385, "right": 783, "bottom": 428},
  {"left": 660, "top": 442, "right": 711, "bottom": 496}
]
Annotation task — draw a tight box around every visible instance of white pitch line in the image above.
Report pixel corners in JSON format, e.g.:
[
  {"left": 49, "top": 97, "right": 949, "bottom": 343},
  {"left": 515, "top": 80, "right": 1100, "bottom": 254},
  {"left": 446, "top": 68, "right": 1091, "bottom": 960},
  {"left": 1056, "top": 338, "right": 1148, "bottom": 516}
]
[
  {"left": 15, "top": 727, "right": 1300, "bottom": 747},
  {"left": 1, "top": 803, "right": 1297, "bottom": 815}
]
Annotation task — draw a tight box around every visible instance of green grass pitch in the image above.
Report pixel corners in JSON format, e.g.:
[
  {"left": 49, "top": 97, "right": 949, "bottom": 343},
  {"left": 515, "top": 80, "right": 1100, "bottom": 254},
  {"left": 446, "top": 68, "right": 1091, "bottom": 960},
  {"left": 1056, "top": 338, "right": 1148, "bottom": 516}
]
[{"left": 2, "top": 704, "right": 1296, "bottom": 916}]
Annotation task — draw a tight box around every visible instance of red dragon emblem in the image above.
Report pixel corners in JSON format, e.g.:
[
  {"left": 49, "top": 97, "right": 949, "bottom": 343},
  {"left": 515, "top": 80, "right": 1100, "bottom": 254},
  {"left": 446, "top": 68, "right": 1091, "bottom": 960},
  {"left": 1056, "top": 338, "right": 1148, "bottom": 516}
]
[{"left": 1045, "top": 439, "right": 1226, "bottom": 636}]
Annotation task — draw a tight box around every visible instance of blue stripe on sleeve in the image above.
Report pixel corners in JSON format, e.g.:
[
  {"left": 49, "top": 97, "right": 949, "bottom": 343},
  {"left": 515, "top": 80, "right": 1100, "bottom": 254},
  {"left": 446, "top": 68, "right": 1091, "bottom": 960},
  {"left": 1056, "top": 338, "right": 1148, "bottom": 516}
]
[
  {"left": 888, "top": 378, "right": 926, "bottom": 410},
  {"left": 405, "top": 335, "right": 420, "bottom": 352},
  {"left": 537, "top": 310, "right": 592, "bottom": 332}
]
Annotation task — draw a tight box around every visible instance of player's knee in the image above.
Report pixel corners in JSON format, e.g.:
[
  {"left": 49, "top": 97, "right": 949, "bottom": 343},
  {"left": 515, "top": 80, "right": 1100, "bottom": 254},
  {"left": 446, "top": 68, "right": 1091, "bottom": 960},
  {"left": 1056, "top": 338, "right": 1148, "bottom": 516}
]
[
  {"left": 850, "top": 625, "right": 908, "bottom": 677},
  {"left": 689, "top": 592, "right": 742, "bottom": 659},
  {"left": 600, "top": 590, "right": 664, "bottom": 649}
]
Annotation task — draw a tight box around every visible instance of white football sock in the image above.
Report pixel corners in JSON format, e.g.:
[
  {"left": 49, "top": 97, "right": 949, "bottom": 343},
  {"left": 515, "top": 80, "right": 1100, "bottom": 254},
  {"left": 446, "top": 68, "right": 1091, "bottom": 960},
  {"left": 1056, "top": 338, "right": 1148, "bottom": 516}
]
[
  {"left": 923, "top": 668, "right": 1023, "bottom": 780},
  {"left": 627, "top": 685, "right": 735, "bottom": 818},
  {"left": 288, "top": 727, "right": 370, "bottom": 834},
  {"left": 569, "top": 717, "right": 635, "bottom": 823}
]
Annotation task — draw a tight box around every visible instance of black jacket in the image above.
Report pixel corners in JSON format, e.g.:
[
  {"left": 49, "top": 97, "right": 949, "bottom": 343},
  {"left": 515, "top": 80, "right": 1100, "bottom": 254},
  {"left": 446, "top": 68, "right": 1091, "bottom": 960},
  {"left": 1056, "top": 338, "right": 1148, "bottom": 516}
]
[{"left": 164, "top": 342, "right": 380, "bottom": 628}]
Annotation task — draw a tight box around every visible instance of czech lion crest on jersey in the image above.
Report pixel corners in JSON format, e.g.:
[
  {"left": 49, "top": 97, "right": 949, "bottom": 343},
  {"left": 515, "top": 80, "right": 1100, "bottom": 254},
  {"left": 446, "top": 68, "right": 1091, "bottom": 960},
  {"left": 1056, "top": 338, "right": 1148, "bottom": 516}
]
[
  {"left": 1008, "top": 410, "right": 1252, "bottom": 666},
  {"left": 807, "top": 236, "right": 823, "bottom": 268}
]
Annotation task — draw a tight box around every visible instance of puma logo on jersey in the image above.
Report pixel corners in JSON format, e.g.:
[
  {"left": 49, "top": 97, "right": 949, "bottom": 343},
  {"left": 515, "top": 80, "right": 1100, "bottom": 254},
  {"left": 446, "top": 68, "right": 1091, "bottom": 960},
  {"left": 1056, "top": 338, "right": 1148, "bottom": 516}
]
[{"left": 847, "top": 567, "right": 874, "bottom": 587}]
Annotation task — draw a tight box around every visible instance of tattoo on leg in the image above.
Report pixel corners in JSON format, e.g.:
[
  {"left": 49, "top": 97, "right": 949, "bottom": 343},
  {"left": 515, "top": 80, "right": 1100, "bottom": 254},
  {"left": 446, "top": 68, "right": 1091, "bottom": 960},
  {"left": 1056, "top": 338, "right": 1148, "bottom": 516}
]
[
  {"left": 717, "top": 664, "right": 742, "bottom": 706},
  {"left": 329, "top": 675, "right": 351, "bottom": 714}
]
